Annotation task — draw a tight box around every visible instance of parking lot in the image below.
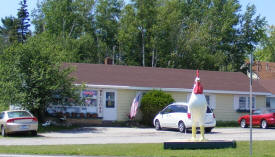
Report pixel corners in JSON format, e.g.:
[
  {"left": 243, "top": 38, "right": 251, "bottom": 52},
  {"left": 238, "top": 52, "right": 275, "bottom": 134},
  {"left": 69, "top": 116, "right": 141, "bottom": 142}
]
[{"left": 0, "top": 127, "right": 275, "bottom": 145}]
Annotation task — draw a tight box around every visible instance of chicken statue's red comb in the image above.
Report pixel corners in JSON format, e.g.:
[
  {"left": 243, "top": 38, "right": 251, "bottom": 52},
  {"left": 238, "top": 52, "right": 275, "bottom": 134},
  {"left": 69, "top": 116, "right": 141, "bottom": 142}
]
[{"left": 193, "top": 70, "right": 203, "bottom": 94}]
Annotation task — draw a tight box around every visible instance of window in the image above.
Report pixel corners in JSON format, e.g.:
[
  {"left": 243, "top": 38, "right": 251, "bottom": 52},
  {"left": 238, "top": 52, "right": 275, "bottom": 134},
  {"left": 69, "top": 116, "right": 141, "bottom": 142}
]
[
  {"left": 205, "top": 95, "right": 210, "bottom": 105},
  {"left": 162, "top": 105, "right": 174, "bottom": 114},
  {"left": 267, "top": 97, "right": 271, "bottom": 108},
  {"left": 8, "top": 111, "right": 31, "bottom": 118},
  {"left": 174, "top": 105, "right": 188, "bottom": 113},
  {"left": 0, "top": 112, "right": 4, "bottom": 119},
  {"left": 234, "top": 95, "right": 256, "bottom": 112},
  {"left": 106, "top": 92, "right": 115, "bottom": 108},
  {"left": 82, "top": 90, "right": 98, "bottom": 107}
]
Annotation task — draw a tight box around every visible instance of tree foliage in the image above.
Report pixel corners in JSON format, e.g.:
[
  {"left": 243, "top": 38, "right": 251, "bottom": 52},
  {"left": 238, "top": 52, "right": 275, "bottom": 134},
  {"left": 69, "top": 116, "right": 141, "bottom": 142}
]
[
  {"left": 0, "top": 34, "right": 79, "bottom": 121},
  {"left": 0, "top": 16, "right": 20, "bottom": 44},
  {"left": 17, "top": 0, "right": 31, "bottom": 43},
  {"left": 28, "top": 0, "right": 267, "bottom": 71},
  {"left": 254, "top": 26, "right": 275, "bottom": 62}
]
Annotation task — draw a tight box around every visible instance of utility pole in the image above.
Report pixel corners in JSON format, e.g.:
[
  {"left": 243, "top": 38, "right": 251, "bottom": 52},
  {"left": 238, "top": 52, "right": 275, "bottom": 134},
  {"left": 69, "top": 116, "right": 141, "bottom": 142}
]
[{"left": 249, "top": 54, "right": 253, "bottom": 156}]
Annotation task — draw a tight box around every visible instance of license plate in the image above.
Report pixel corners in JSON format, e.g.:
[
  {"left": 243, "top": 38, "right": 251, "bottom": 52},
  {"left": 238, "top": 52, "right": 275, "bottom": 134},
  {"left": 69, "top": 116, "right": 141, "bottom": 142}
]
[{"left": 21, "top": 125, "right": 29, "bottom": 129}]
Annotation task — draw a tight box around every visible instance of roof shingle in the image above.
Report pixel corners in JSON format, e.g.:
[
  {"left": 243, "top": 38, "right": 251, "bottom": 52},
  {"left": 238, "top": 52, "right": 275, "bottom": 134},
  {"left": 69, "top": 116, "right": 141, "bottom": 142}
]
[{"left": 66, "top": 63, "right": 269, "bottom": 93}]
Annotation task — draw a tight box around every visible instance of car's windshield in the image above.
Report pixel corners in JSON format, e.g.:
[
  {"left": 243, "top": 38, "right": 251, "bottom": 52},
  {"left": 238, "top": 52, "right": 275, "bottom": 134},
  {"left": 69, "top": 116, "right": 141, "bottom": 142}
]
[{"left": 7, "top": 111, "right": 31, "bottom": 118}]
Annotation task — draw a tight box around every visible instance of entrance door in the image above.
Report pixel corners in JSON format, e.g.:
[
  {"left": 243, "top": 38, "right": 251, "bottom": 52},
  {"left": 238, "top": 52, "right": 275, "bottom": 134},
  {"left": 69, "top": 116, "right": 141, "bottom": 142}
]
[{"left": 103, "top": 90, "right": 117, "bottom": 120}]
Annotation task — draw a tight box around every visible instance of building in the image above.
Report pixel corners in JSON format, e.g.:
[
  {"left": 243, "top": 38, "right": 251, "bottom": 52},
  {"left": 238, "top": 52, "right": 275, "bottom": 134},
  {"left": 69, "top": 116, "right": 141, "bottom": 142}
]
[
  {"left": 250, "top": 61, "right": 275, "bottom": 109},
  {"left": 47, "top": 63, "right": 271, "bottom": 122}
]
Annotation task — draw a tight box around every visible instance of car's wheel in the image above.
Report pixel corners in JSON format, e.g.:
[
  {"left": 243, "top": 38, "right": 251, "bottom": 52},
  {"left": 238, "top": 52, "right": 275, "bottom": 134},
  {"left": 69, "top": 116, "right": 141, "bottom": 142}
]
[
  {"left": 178, "top": 121, "right": 186, "bottom": 133},
  {"left": 1, "top": 126, "right": 6, "bottom": 137},
  {"left": 31, "top": 131, "right": 37, "bottom": 136},
  {"left": 205, "top": 127, "right": 213, "bottom": 133},
  {"left": 261, "top": 120, "right": 268, "bottom": 129},
  {"left": 155, "top": 120, "right": 161, "bottom": 130},
  {"left": 240, "top": 119, "right": 247, "bottom": 128}
]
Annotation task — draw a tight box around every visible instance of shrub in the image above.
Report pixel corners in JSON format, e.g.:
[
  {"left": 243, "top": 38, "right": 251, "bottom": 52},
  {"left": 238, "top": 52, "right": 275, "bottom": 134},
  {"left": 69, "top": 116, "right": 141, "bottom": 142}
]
[
  {"left": 216, "top": 121, "right": 239, "bottom": 127},
  {"left": 140, "top": 90, "right": 174, "bottom": 126}
]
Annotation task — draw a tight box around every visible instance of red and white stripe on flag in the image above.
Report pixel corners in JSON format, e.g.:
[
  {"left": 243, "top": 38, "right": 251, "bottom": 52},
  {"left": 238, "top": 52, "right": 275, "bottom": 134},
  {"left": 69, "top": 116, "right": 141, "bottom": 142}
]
[{"left": 130, "top": 92, "right": 142, "bottom": 119}]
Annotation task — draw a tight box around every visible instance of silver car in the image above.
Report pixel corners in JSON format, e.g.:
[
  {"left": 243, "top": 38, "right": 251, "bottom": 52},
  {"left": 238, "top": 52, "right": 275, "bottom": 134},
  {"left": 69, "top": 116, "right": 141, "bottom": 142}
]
[
  {"left": 0, "top": 110, "right": 38, "bottom": 136},
  {"left": 153, "top": 102, "right": 216, "bottom": 133}
]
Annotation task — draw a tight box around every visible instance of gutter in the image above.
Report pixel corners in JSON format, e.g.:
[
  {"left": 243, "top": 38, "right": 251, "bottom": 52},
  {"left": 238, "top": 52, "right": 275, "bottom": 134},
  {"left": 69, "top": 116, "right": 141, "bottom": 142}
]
[{"left": 75, "top": 83, "right": 271, "bottom": 96}]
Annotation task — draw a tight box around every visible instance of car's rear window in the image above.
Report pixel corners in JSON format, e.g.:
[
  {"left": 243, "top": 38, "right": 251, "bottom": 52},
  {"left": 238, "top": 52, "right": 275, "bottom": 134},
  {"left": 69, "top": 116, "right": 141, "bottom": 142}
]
[
  {"left": 7, "top": 111, "right": 31, "bottom": 118},
  {"left": 206, "top": 107, "right": 213, "bottom": 113},
  {"left": 173, "top": 105, "right": 188, "bottom": 113}
]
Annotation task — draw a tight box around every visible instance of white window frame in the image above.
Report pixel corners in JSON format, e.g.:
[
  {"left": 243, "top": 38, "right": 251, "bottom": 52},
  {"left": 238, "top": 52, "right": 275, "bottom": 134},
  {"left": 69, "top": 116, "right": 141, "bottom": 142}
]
[{"left": 234, "top": 95, "right": 256, "bottom": 111}]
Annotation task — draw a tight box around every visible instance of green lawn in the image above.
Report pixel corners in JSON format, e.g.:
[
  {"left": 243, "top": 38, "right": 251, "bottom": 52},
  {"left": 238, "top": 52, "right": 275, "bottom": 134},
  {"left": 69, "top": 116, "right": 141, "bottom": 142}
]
[{"left": 0, "top": 141, "right": 274, "bottom": 157}]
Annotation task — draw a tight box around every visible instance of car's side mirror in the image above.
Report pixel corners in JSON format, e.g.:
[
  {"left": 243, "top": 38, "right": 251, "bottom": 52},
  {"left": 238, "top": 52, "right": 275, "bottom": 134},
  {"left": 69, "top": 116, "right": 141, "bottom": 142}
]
[{"left": 160, "top": 111, "right": 164, "bottom": 114}]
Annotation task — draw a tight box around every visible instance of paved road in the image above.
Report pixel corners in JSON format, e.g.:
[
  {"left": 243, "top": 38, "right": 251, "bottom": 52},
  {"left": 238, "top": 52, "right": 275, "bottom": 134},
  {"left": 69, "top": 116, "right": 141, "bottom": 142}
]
[{"left": 0, "top": 127, "right": 275, "bottom": 145}]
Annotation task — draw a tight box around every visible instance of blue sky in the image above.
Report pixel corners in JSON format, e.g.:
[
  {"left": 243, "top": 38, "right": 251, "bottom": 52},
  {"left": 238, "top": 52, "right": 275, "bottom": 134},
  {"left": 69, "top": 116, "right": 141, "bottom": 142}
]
[{"left": 0, "top": 0, "right": 274, "bottom": 28}]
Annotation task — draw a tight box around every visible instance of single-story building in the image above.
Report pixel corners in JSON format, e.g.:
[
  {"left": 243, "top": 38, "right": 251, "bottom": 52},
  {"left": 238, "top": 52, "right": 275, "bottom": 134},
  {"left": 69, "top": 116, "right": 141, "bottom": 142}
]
[{"left": 47, "top": 62, "right": 271, "bottom": 122}]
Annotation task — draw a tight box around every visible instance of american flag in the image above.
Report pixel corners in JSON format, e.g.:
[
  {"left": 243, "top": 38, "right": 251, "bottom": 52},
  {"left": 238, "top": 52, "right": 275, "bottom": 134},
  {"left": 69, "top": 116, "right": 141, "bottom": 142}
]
[{"left": 129, "top": 93, "right": 142, "bottom": 119}]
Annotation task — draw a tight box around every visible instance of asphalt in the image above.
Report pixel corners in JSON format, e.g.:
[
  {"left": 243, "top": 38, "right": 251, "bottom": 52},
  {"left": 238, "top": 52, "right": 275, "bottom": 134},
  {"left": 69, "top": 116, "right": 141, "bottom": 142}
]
[{"left": 1, "top": 127, "right": 275, "bottom": 145}]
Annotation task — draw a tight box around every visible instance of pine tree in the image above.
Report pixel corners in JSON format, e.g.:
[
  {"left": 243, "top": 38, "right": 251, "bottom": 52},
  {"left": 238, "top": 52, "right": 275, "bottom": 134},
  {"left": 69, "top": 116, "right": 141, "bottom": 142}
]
[{"left": 17, "top": 0, "right": 30, "bottom": 43}]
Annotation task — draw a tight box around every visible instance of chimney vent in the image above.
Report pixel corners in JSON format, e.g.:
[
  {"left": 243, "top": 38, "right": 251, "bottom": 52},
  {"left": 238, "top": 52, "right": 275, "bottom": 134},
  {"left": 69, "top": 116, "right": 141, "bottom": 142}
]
[{"left": 104, "top": 57, "right": 113, "bottom": 65}]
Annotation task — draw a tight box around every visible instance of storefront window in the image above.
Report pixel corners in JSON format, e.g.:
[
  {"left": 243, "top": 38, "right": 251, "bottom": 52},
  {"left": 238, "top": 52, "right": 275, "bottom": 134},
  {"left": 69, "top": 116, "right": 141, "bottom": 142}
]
[
  {"left": 106, "top": 92, "right": 115, "bottom": 108},
  {"left": 82, "top": 90, "right": 98, "bottom": 107}
]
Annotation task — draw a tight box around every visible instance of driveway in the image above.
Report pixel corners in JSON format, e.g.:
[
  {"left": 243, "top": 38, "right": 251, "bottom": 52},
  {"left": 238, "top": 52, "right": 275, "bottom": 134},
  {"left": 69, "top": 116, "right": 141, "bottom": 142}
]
[{"left": 0, "top": 127, "right": 274, "bottom": 145}]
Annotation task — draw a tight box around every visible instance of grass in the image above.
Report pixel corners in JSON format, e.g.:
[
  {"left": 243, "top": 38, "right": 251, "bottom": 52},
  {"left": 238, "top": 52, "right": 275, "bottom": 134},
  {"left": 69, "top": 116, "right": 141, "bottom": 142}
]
[{"left": 0, "top": 141, "right": 274, "bottom": 157}]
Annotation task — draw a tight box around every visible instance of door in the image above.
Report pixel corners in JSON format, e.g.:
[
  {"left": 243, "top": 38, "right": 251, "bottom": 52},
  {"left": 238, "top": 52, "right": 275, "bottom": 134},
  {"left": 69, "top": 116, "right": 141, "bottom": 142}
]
[
  {"left": 103, "top": 91, "right": 117, "bottom": 120},
  {"left": 161, "top": 105, "right": 174, "bottom": 128},
  {"left": 252, "top": 110, "right": 262, "bottom": 125}
]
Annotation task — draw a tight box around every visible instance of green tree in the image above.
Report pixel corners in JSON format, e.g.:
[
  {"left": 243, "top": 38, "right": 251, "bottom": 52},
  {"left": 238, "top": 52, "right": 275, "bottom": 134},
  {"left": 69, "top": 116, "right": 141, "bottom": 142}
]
[
  {"left": 0, "top": 33, "right": 78, "bottom": 121},
  {"left": 117, "top": 4, "right": 140, "bottom": 65},
  {"left": 37, "top": 0, "right": 95, "bottom": 38},
  {"left": 0, "top": 16, "right": 20, "bottom": 44},
  {"left": 17, "top": 0, "right": 31, "bottom": 43},
  {"left": 254, "top": 26, "right": 275, "bottom": 61},
  {"left": 95, "top": 0, "right": 123, "bottom": 64}
]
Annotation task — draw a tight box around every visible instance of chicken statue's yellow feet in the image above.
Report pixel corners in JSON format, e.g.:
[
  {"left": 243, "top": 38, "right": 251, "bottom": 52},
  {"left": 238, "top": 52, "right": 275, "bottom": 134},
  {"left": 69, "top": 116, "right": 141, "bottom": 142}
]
[
  {"left": 199, "top": 125, "right": 207, "bottom": 141},
  {"left": 191, "top": 125, "right": 197, "bottom": 141}
]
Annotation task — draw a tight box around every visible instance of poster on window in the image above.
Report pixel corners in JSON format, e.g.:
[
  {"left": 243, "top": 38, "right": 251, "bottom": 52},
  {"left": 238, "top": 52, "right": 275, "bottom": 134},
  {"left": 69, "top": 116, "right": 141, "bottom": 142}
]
[
  {"left": 82, "top": 90, "right": 97, "bottom": 106},
  {"left": 106, "top": 92, "right": 115, "bottom": 108}
]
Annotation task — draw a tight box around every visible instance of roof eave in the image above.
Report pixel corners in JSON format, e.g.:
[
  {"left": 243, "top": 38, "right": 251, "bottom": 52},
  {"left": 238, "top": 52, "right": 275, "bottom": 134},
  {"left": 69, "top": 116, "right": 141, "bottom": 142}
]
[{"left": 75, "top": 84, "right": 271, "bottom": 96}]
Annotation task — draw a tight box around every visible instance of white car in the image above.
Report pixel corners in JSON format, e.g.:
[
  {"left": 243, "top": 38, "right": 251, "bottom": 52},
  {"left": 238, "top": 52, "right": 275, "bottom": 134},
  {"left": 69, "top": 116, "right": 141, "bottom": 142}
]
[{"left": 153, "top": 102, "right": 216, "bottom": 133}]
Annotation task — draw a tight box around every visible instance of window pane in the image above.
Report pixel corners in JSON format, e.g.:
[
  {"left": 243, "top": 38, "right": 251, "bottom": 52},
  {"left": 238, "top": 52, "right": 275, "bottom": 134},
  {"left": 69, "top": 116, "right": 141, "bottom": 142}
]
[
  {"left": 82, "top": 90, "right": 98, "bottom": 107},
  {"left": 8, "top": 111, "right": 31, "bottom": 118},
  {"left": 106, "top": 92, "right": 115, "bottom": 108},
  {"left": 248, "top": 97, "right": 256, "bottom": 109},
  {"left": 239, "top": 97, "right": 246, "bottom": 110},
  {"left": 205, "top": 95, "right": 210, "bottom": 105},
  {"left": 174, "top": 105, "right": 187, "bottom": 113},
  {"left": 267, "top": 97, "right": 271, "bottom": 108}
]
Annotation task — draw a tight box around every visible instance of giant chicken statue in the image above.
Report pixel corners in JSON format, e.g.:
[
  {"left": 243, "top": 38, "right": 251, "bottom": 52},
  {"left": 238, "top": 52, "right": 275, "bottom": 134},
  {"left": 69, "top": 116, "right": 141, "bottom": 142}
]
[{"left": 188, "top": 70, "right": 207, "bottom": 141}]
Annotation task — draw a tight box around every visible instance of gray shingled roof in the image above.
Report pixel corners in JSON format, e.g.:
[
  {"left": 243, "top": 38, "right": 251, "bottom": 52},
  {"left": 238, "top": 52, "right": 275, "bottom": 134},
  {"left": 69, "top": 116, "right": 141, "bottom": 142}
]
[{"left": 65, "top": 63, "right": 270, "bottom": 94}]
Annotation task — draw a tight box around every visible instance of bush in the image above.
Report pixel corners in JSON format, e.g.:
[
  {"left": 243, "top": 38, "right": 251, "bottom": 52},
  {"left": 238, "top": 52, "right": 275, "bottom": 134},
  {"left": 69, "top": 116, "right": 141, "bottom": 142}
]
[
  {"left": 216, "top": 121, "right": 239, "bottom": 127},
  {"left": 140, "top": 90, "right": 174, "bottom": 126}
]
